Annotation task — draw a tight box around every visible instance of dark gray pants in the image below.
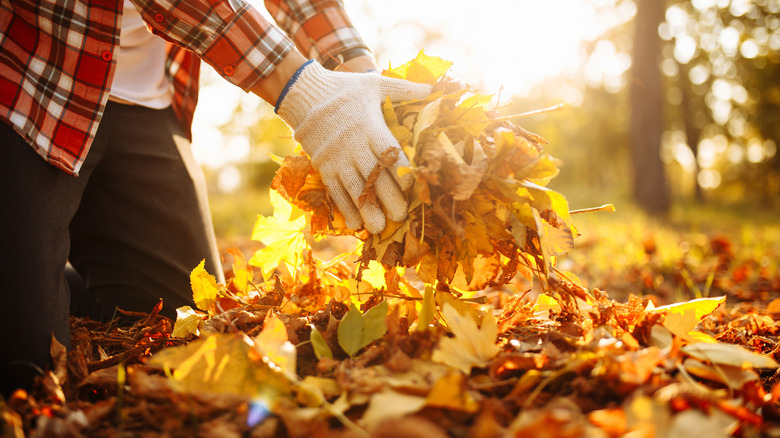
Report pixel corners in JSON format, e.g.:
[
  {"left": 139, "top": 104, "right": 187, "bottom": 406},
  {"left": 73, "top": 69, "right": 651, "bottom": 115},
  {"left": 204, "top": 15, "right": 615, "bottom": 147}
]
[{"left": 0, "top": 102, "right": 224, "bottom": 396}]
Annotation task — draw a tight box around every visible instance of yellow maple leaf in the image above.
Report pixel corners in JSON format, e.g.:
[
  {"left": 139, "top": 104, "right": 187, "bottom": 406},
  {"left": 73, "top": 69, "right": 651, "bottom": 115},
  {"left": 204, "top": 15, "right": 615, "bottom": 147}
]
[
  {"left": 650, "top": 296, "right": 725, "bottom": 342},
  {"left": 190, "top": 259, "right": 219, "bottom": 312},
  {"left": 249, "top": 189, "right": 307, "bottom": 280},
  {"left": 385, "top": 49, "right": 452, "bottom": 84},
  {"left": 432, "top": 302, "right": 500, "bottom": 374}
]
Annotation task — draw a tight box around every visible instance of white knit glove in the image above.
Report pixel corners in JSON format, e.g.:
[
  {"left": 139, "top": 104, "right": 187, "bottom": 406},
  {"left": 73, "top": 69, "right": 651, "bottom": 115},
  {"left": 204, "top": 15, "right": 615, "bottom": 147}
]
[{"left": 276, "top": 61, "right": 432, "bottom": 234}]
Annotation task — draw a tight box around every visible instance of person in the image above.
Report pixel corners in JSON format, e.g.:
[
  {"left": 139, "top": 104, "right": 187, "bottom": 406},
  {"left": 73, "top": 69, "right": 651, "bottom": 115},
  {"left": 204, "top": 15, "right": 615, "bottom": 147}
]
[{"left": 0, "top": 0, "right": 431, "bottom": 396}]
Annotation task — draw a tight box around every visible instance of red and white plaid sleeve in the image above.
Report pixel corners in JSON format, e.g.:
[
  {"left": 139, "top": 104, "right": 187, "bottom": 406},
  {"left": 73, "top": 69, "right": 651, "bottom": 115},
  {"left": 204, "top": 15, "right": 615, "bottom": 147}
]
[
  {"left": 264, "top": 0, "right": 369, "bottom": 64},
  {"left": 132, "top": 0, "right": 295, "bottom": 92}
]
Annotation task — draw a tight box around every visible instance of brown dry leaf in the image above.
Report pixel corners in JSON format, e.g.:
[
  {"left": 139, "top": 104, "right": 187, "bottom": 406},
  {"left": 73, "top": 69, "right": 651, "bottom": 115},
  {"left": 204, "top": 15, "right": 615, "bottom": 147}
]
[
  {"left": 369, "top": 219, "right": 409, "bottom": 267},
  {"left": 50, "top": 334, "right": 68, "bottom": 384},
  {"left": 682, "top": 358, "right": 759, "bottom": 389},
  {"left": 401, "top": 228, "right": 430, "bottom": 267},
  {"left": 666, "top": 408, "right": 737, "bottom": 438},
  {"left": 680, "top": 342, "right": 780, "bottom": 369},
  {"left": 413, "top": 98, "right": 443, "bottom": 148},
  {"left": 372, "top": 417, "right": 449, "bottom": 438},
  {"left": 359, "top": 147, "right": 401, "bottom": 208},
  {"left": 440, "top": 140, "right": 488, "bottom": 201},
  {"left": 617, "top": 346, "right": 665, "bottom": 385},
  {"left": 416, "top": 251, "right": 439, "bottom": 284}
]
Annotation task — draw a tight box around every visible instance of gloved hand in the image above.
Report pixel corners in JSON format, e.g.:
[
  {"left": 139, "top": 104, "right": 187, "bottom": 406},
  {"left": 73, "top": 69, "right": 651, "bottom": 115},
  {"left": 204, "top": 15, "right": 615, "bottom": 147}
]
[{"left": 276, "top": 60, "right": 432, "bottom": 234}]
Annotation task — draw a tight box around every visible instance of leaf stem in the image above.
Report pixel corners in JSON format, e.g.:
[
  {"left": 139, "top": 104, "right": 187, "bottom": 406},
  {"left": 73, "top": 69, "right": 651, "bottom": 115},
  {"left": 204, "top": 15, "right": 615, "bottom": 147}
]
[
  {"left": 569, "top": 204, "right": 616, "bottom": 215},
  {"left": 420, "top": 206, "right": 426, "bottom": 244}
]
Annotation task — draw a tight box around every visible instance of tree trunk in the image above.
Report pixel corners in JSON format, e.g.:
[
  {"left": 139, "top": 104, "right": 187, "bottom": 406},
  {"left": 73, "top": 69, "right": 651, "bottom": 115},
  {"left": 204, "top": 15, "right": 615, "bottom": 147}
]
[
  {"left": 680, "top": 76, "right": 704, "bottom": 202},
  {"left": 629, "top": 0, "right": 670, "bottom": 215}
]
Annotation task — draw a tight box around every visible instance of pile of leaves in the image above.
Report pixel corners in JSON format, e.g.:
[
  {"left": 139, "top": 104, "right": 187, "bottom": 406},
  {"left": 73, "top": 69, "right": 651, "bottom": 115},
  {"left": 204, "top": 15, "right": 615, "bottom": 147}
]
[
  {"left": 270, "top": 51, "right": 589, "bottom": 297},
  {"left": 3, "top": 53, "right": 780, "bottom": 438}
]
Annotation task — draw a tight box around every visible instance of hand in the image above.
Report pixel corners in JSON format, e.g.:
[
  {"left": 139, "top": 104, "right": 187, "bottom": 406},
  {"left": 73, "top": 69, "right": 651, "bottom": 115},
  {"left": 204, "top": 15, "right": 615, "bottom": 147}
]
[{"left": 276, "top": 61, "right": 432, "bottom": 234}]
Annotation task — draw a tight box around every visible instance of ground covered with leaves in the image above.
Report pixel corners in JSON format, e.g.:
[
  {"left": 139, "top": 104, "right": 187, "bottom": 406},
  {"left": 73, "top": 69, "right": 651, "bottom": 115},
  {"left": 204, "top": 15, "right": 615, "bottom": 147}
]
[{"left": 3, "top": 53, "right": 780, "bottom": 438}]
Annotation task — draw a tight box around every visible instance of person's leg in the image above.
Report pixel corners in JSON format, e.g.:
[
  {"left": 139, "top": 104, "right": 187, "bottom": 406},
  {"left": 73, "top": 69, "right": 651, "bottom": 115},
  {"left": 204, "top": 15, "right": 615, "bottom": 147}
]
[
  {"left": 0, "top": 122, "right": 105, "bottom": 397},
  {"left": 68, "top": 102, "right": 223, "bottom": 322}
]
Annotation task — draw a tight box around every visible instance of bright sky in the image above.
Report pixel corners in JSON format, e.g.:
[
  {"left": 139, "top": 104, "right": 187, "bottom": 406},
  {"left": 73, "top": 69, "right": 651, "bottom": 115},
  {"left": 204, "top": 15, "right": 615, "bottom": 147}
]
[
  {"left": 192, "top": 0, "right": 636, "bottom": 185},
  {"left": 344, "top": 0, "right": 630, "bottom": 96}
]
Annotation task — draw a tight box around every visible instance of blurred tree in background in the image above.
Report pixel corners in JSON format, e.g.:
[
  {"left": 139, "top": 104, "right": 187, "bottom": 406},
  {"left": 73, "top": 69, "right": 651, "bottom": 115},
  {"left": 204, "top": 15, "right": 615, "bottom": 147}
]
[
  {"left": 514, "top": 0, "right": 779, "bottom": 210},
  {"left": 661, "top": 0, "right": 780, "bottom": 203},
  {"left": 630, "top": 0, "right": 671, "bottom": 215}
]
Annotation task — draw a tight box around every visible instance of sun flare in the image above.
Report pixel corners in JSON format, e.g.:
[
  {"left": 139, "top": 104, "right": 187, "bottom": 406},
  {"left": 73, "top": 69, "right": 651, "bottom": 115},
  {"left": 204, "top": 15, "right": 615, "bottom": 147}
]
[{"left": 347, "top": 0, "right": 634, "bottom": 98}]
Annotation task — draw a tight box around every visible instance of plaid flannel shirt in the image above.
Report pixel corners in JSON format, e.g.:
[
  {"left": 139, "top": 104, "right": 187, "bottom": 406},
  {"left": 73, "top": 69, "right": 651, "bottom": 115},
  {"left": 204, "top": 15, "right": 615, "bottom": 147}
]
[{"left": 0, "top": 0, "right": 368, "bottom": 175}]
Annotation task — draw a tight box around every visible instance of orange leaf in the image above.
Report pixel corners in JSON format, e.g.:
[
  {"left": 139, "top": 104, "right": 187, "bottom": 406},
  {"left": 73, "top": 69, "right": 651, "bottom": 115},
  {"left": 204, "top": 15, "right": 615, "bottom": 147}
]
[{"left": 271, "top": 154, "right": 312, "bottom": 200}]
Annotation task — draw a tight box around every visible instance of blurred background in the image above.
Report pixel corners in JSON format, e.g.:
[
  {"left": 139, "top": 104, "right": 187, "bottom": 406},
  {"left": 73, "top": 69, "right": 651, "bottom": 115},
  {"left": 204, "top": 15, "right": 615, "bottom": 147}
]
[{"left": 191, "top": 0, "right": 779, "bottom": 300}]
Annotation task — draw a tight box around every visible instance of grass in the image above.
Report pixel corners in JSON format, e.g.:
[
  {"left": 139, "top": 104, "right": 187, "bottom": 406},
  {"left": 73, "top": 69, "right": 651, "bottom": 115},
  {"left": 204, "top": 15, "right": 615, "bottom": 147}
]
[
  {"left": 209, "top": 186, "right": 272, "bottom": 246},
  {"left": 564, "top": 196, "right": 780, "bottom": 304}
]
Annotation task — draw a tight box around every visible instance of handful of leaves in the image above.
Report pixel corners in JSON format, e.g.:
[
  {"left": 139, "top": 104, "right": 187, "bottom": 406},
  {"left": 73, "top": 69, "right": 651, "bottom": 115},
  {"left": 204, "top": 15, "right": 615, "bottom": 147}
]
[{"left": 272, "top": 51, "right": 576, "bottom": 293}]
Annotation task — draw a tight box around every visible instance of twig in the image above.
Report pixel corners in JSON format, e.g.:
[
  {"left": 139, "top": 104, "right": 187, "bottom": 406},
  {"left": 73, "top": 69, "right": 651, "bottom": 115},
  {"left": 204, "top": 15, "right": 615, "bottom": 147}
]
[
  {"left": 430, "top": 103, "right": 565, "bottom": 134},
  {"left": 494, "top": 86, "right": 504, "bottom": 111}
]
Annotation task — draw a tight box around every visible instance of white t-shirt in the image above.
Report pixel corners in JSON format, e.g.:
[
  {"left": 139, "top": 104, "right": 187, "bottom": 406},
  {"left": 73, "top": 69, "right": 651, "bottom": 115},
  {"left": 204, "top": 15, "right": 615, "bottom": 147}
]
[{"left": 109, "top": 0, "right": 173, "bottom": 108}]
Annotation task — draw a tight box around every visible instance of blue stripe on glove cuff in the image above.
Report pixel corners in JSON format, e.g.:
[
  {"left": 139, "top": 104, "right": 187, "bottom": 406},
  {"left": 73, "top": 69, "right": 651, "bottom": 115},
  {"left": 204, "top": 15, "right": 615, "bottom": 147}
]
[{"left": 274, "top": 59, "right": 315, "bottom": 114}]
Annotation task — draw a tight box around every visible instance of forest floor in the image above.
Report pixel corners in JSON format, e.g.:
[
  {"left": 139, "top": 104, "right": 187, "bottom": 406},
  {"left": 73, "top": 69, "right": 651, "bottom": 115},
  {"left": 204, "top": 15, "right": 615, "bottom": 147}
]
[{"left": 3, "top": 200, "right": 779, "bottom": 438}]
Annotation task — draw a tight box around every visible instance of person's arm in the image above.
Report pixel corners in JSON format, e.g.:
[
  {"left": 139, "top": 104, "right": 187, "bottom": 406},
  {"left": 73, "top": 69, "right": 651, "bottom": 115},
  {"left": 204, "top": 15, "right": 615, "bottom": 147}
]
[
  {"left": 249, "top": 51, "right": 307, "bottom": 107},
  {"left": 132, "top": 0, "right": 294, "bottom": 92},
  {"left": 134, "top": 0, "right": 431, "bottom": 233},
  {"left": 264, "top": 0, "right": 373, "bottom": 70}
]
